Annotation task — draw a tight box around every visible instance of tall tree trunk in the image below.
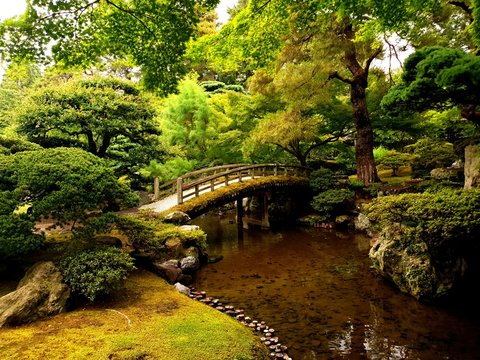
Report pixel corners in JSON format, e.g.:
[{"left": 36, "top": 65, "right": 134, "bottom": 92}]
[
  {"left": 331, "top": 22, "right": 381, "bottom": 185},
  {"left": 350, "top": 79, "right": 380, "bottom": 185}
]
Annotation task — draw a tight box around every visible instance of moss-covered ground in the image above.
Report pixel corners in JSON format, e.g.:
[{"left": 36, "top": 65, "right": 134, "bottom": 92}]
[{"left": 0, "top": 269, "right": 268, "bottom": 360}]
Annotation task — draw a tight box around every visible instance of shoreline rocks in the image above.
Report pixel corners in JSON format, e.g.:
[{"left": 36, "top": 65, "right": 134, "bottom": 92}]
[{"left": 182, "top": 287, "right": 293, "bottom": 360}]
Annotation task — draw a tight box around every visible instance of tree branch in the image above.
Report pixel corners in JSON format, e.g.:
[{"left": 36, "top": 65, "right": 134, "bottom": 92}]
[
  {"left": 328, "top": 71, "right": 354, "bottom": 85},
  {"left": 365, "top": 47, "right": 383, "bottom": 73}
]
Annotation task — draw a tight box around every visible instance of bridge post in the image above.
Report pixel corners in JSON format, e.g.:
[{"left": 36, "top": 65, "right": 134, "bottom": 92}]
[
  {"left": 274, "top": 165, "right": 278, "bottom": 176},
  {"left": 177, "top": 177, "right": 183, "bottom": 204},
  {"left": 260, "top": 192, "right": 271, "bottom": 230},
  {"left": 236, "top": 196, "right": 244, "bottom": 228}
]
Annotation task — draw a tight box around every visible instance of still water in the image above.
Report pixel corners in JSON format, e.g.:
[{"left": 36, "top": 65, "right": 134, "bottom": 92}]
[{"left": 192, "top": 211, "right": 480, "bottom": 360}]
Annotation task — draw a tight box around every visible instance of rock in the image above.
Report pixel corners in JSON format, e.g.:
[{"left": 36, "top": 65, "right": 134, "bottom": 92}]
[
  {"left": 297, "top": 215, "right": 316, "bottom": 226},
  {"left": 369, "top": 224, "right": 466, "bottom": 301},
  {"left": 335, "top": 215, "right": 352, "bottom": 228},
  {"left": 151, "top": 261, "right": 182, "bottom": 284},
  {"left": 208, "top": 255, "right": 224, "bottom": 264},
  {"left": 354, "top": 213, "right": 374, "bottom": 236},
  {"left": 164, "top": 238, "right": 182, "bottom": 252},
  {"left": 0, "top": 261, "right": 70, "bottom": 328},
  {"left": 163, "top": 211, "right": 191, "bottom": 225},
  {"left": 174, "top": 282, "right": 191, "bottom": 296},
  {"left": 184, "top": 246, "right": 199, "bottom": 258},
  {"left": 178, "top": 225, "right": 200, "bottom": 232},
  {"left": 180, "top": 256, "right": 200, "bottom": 273},
  {"left": 430, "top": 167, "right": 462, "bottom": 180},
  {"left": 464, "top": 145, "right": 480, "bottom": 189},
  {"left": 93, "top": 235, "right": 123, "bottom": 248}
]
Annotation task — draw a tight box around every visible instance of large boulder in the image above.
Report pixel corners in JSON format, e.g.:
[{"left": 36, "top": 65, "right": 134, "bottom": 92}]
[
  {"left": 464, "top": 145, "right": 480, "bottom": 189},
  {"left": 180, "top": 256, "right": 200, "bottom": 273},
  {"left": 151, "top": 261, "right": 182, "bottom": 284},
  {"left": 0, "top": 261, "right": 70, "bottom": 327},
  {"left": 369, "top": 225, "right": 466, "bottom": 301},
  {"left": 163, "top": 211, "right": 191, "bottom": 225}
]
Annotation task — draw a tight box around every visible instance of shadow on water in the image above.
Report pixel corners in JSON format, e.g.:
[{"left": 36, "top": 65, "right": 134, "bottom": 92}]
[{"left": 192, "top": 210, "right": 480, "bottom": 360}]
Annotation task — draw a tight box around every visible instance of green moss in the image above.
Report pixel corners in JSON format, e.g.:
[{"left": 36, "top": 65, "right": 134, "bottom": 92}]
[
  {"left": 0, "top": 270, "right": 268, "bottom": 360},
  {"left": 168, "top": 175, "right": 309, "bottom": 217}
]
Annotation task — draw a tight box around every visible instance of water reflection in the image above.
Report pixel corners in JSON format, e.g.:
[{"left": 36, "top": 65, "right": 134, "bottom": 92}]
[{"left": 192, "top": 211, "right": 480, "bottom": 360}]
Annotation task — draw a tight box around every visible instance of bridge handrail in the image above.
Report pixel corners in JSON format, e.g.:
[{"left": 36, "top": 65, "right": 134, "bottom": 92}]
[
  {"left": 154, "top": 163, "right": 249, "bottom": 198},
  {"left": 177, "top": 163, "right": 310, "bottom": 204}
]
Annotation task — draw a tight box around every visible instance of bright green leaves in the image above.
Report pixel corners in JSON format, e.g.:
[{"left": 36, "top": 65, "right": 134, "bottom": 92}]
[
  {"left": 0, "top": 147, "right": 138, "bottom": 225},
  {"left": 1, "top": 0, "right": 221, "bottom": 94},
  {"left": 14, "top": 76, "right": 157, "bottom": 158},
  {"left": 382, "top": 46, "right": 480, "bottom": 125}
]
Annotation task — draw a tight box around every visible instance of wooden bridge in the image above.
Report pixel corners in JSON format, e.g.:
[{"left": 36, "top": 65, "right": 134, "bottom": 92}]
[{"left": 139, "top": 163, "right": 310, "bottom": 218}]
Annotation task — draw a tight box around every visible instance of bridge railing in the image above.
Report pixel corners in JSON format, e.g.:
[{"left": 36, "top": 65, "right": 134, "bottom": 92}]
[
  {"left": 176, "top": 163, "right": 310, "bottom": 204},
  {"left": 154, "top": 164, "right": 249, "bottom": 200}
]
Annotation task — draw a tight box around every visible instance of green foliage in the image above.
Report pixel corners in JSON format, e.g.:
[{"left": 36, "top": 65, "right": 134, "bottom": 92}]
[
  {"left": 60, "top": 247, "right": 136, "bottom": 301},
  {"left": 0, "top": 148, "right": 138, "bottom": 225},
  {"left": 0, "top": 136, "right": 42, "bottom": 154},
  {"left": 141, "top": 158, "right": 196, "bottom": 183},
  {"left": 376, "top": 150, "right": 416, "bottom": 176},
  {"left": 77, "top": 213, "right": 207, "bottom": 254},
  {"left": 365, "top": 189, "right": 480, "bottom": 263},
  {"left": 0, "top": 215, "right": 44, "bottom": 259},
  {"left": 0, "top": 0, "right": 220, "bottom": 93},
  {"left": 15, "top": 76, "right": 158, "bottom": 160},
  {"left": 309, "top": 168, "right": 336, "bottom": 193},
  {"left": 311, "top": 189, "right": 355, "bottom": 218},
  {"left": 405, "top": 138, "right": 456, "bottom": 175},
  {"left": 382, "top": 46, "right": 480, "bottom": 125},
  {"left": 373, "top": 146, "right": 389, "bottom": 162},
  {"left": 160, "top": 79, "right": 213, "bottom": 163}
]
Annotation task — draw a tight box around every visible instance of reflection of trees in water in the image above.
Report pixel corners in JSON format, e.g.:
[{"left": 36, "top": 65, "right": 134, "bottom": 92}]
[
  {"left": 363, "top": 301, "right": 410, "bottom": 359},
  {"left": 326, "top": 301, "right": 411, "bottom": 359}
]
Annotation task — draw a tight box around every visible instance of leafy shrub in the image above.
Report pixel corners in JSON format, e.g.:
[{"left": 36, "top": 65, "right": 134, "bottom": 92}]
[
  {"left": 347, "top": 179, "right": 364, "bottom": 190},
  {"left": 405, "top": 138, "right": 456, "bottom": 176},
  {"left": 60, "top": 247, "right": 136, "bottom": 301},
  {"left": 0, "top": 136, "right": 42, "bottom": 154},
  {"left": 0, "top": 215, "right": 44, "bottom": 259},
  {"left": 309, "top": 168, "right": 336, "bottom": 193},
  {"left": 77, "top": 213, "right": 207, "bottom": 253},
  {"left": 200, "top": 81, "right": 226, "bottom": 92},
  {"left": 376, "top": 150, "right": 416, "bottom": 176},
  {"left": 311, "top": 189, "right": 355, "bottom": 218},
  {"left": 373, "top": 146, "right": 389, "bottom": 162}
]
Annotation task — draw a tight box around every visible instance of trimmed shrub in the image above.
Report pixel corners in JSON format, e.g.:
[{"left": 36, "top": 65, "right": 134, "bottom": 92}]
[
  {"left": 311, "top": 189, "right": 355, "bottom": 218},
  {"left": 0, "top": 215, "right": 44, "bottom": 259},
  {"left": 405, "top": 138, "right": 456, "bottom": 176},
  {"left": 60, "top": 247, "right": 136, "bottom": 301},
  {"left": 309, "top": 168, "right": 336, "bottom": 193}
]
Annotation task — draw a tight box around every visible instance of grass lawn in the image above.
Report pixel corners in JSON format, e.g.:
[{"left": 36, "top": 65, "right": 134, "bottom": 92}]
[{"left": 0, "top": 269, "right": 268, "bottom": 360}]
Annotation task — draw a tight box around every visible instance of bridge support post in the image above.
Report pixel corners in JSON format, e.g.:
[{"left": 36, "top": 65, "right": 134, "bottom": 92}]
[
  {"left": 177, "top": 177, "right": 183, "bottom": 204},
  {"left": 236, "top": 196, "right": 244, "bottom": 229}
]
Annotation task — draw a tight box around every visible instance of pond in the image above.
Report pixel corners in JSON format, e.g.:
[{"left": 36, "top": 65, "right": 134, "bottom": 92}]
[{"left": 192, "top": 211, "right": 480, "bottom": 360}]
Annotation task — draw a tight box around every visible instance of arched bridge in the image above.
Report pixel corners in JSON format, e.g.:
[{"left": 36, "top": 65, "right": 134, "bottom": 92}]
[{"left": 139, "top": 163, "right": 310, "bottom": 218}]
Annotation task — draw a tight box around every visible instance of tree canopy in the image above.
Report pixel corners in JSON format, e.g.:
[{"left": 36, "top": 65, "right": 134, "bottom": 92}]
[
  {"left": 382, "top": 46, "right": 480, "bottom": 125},
  {"left": 14, "top": 76, "right": 158, "bottom": 159},
  {"left": 0, "top": 0, "right": 220, "bottom": 94}
]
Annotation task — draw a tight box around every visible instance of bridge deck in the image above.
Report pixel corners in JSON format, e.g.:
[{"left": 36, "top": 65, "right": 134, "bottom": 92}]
[{"left": 138, "top": 177, "right": 248, "bottom": 213}]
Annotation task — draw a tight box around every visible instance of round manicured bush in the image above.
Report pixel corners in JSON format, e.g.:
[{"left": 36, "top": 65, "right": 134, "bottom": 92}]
[{"left": 60, "top": 247, "right": 136, "bottom": 301}]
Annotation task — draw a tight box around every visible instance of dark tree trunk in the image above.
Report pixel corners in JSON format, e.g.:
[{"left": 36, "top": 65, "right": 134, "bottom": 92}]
[
  {"left": 97, "top": 134, "right": 112, "bottom": 158},
  {"left": 350, "top": 78, "right": 380, "bottom": 185},
  {"left": 85, "top": 130, "right": 98, "bottom": 156},
  {"left": 335, "top": 22, "right": 381, "bottom": 185}
]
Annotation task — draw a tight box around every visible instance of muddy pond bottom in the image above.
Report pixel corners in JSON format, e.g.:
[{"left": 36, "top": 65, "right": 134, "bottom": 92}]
[{"left": 192, "top": 211, "right": 480, "bottom": 360}]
